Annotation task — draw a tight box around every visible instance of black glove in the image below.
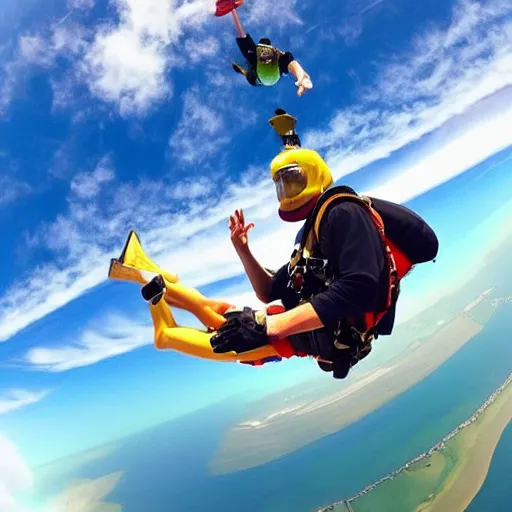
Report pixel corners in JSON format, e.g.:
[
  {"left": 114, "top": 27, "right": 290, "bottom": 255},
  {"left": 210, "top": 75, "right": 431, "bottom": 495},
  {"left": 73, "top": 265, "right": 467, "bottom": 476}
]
[{"left": 210, "top": 307, "right": 269, "bottom": 354}]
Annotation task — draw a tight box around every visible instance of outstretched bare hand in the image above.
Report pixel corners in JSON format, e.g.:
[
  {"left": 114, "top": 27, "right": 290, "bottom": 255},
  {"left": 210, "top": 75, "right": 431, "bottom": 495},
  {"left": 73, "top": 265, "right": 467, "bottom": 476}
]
[
  {"left": 297, "top": 75, "right": 313, "bottom": 97},
  {"left": 229, "top": 209, "right": 254, "bottom": 253}
]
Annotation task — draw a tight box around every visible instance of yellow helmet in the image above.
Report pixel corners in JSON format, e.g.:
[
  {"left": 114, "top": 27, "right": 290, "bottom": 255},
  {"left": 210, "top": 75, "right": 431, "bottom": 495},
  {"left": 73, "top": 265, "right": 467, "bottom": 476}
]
[{"left": 270, "top": 148, "right": 333, "bottom": 221}]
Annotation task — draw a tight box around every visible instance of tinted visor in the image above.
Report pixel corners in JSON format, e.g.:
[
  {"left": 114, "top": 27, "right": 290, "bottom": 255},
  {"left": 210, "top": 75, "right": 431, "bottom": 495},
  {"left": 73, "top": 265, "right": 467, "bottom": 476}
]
[{"left": 273, "top": 165, "right": 307, "bottom": 201}]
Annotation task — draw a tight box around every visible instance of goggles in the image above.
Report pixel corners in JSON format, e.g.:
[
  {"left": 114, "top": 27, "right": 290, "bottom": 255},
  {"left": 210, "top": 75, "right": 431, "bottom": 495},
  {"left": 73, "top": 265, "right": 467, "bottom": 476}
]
[{"left": 272, "top": 165, "right": 307, "bottom": 201}]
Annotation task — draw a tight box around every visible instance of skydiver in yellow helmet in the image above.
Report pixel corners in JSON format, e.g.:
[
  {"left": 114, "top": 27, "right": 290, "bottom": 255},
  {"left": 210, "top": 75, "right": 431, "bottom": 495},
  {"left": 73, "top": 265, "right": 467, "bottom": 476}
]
[
  {"left": 211, "top": 111, "right": 439, "bottom": 379},
  {"left": 270, "top": 148, "right": 333, "bottom": 222},
  {"left": 215, "top": 0, "right": 313, "bottom": 96}
]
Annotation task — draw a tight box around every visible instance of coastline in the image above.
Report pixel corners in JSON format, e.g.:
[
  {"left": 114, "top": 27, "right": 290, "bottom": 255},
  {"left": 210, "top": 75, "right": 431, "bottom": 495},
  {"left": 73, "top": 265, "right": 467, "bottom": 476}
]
[
  {"left": 211, "top": 310, "right": 487, "bottom": 474},
  {"left": 416, "top": 375, "right": 512, "bottom": 511},
  {"left": 318, "top": 372, "right": 512, "bottom": 512}
]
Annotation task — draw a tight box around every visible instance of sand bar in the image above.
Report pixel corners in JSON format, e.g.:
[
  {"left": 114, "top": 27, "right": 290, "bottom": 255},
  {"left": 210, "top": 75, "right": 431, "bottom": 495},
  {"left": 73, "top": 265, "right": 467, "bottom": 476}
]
[{"left": 417, "top": 378, "right": 512, "bottom": 511}]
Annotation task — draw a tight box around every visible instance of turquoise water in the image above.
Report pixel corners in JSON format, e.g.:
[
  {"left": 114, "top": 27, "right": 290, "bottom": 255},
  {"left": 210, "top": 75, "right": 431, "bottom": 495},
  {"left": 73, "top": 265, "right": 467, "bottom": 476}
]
[
  {"left": 466, "top": 421, "right": 512, "bottom": 512},
  {"left": 36, "top": 303, "right": 512, "bottom": 511}
]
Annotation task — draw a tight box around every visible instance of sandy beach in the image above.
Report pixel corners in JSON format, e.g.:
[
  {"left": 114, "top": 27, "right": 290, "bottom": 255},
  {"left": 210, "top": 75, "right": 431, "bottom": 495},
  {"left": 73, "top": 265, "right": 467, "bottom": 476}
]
[
  {"left": 417, "top": 381, "right": 512, "bottom": 512},
  {"left": 318, "top": 374, "right": 512, "bottom": 512}
]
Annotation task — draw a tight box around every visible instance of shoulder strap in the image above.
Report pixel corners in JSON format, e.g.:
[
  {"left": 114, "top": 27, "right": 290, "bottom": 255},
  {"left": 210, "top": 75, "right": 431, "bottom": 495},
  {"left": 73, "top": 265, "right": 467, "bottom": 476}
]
[
  {"left": 311, "top": 193, "right": 378, "bottom": 247},
  {"left": 307, "top": 192, "right": 400, "bottom": 333},
  {"left": 290, "top": 190, "right": 366, "bottom": 268}
]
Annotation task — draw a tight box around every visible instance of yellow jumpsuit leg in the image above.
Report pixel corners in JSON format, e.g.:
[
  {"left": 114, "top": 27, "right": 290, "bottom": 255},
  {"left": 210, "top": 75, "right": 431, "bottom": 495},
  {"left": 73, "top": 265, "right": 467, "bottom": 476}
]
[
  {"left": 163, "top": 280, "right": 230, "bottom": 330},
  {"left": 109, "top": 230, "right": 282, "bottom": 362},
  {"left": 148, "top": 297, "right": 281, "bottom": 363}
]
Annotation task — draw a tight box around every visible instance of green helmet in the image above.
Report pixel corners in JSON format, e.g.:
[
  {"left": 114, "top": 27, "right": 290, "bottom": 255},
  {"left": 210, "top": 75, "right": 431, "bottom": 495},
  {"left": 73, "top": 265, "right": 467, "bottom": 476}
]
[{"left": 256, "top": 44, "right": 281, "bottom": 86}]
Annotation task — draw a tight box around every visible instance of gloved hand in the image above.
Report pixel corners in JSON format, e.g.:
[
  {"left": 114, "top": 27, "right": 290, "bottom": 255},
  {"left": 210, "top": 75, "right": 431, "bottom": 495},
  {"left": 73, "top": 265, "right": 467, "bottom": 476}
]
[{"left": 210, "top": 307, "right": 269, "bottom": 354}]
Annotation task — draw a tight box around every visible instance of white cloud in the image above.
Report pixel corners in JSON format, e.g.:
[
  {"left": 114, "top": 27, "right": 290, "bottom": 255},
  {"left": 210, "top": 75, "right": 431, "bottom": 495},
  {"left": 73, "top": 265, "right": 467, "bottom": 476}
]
[
  {"left": 0, "top": 21, "right": 90, "bottom": 115},
  {"left": 364, "top": 105, "right": 512, "bottom": 203},
  {"left": 0, "top": 435, "right": 32, "bottom": 512},
  {"left": 0, "top": 389, "right": 49, "bottom": 415},
  {"left": 80, "top": 0, "right": 214, "bottom": 116},
  {"left": 18, "top": 35, "right": 55, "bottom": 67},
  {"left": 0, "top": 62, "right": 17, "bottom": 115},
  {"left": 70, "top": 157, "right": 115, "bottom": 199},
  {"left": 23, "top": 314, "right": 153, "bottom": 372},
  {"left": 169, "top": 176, "right": 213, "bottom": 200},
  {"left": 168, "top": 86, "right": 230, "bottom": 164},
  {"left": 246, "top": 0, "right": 304, "bottom": 29},
  {"left": 51, "top": 23, "right": 89, "bottom": 57},
  {"left": 184, "top": 37, "right": 220, "bottom": 65},
  {"left": 337, "top": 0, "right": 385, "bottom": 46},
  {"left": 82, "top": 24, "right": 171, "bottom": 117},
  {"left": 0, "top": 175, "right": 31, "bottom": 207},
  {"left": 68, "top": 0, "right": 95, "bottom": 9}
]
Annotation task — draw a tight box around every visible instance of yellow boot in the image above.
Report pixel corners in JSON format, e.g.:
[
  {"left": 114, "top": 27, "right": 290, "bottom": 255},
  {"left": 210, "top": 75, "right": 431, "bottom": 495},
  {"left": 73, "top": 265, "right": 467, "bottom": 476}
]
[{"left": 108, "top": 230, "right": 178, "bottom": 285}]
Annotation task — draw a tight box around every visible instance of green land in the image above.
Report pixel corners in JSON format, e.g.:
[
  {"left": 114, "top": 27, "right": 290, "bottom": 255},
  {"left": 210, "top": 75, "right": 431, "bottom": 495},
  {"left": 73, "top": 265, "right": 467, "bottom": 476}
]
[{"left": 321, "top": 373, "right": 512, "bottom": 512}]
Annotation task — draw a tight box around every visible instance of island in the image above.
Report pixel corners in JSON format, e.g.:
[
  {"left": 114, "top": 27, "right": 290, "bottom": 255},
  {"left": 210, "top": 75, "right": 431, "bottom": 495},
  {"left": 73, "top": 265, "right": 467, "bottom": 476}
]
[{"left": 317, "top": 372, "right": 512, "bottom": 512}]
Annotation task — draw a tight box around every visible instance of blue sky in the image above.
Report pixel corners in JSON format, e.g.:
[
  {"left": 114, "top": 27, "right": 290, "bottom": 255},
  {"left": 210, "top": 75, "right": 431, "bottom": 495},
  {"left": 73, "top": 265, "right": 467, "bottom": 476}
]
[{"left": 0, "top": 0, "right": 511, "bottom": 508}]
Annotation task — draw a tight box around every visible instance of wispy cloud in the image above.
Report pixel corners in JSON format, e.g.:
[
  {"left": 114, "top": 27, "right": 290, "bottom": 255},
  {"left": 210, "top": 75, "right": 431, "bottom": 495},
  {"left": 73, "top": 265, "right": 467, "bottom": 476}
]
[
  {"left": 0, "top": 175, "right": 31, "bottom": 207},
  {"left": 18, "top": 35, "right": 56, "bottom": 67},
  {"left": 364, "top": 105, "right": 512, "bottom": 203},
  {"left": 169, "top": 176, "right": 214, "bottom": 200},
  {"left": 70, "top": 156, "right": 115, "bottom": 199},
  {"left": 0, "top": 19, "right": 90, "bottom": 116},
  {"left": 338, "top": 0, "right": 385, "bottom": 46},
  {"left": 360, "top": 0, "right": 384, "bottom": 16},
  {"left": 246, "top": 0, "right": 304, "bottom": 29},
  {"left": 0, "top": 156, "right": 282, "bottom": 343},
  {"left": 0, "top": 389, "right": 49, "bottom": 415},
  {"left": 184, "top": 37, "right": 220, "bottom": 65},
  {"left": 168, "top": 86, "right": 230, "bottom": 165},
  {"left": 67, "top": 0, "right": 95, "bottom": 10},
  {"left": 23, "top": 314, "right": 153, "bottom": 372},
  {"left": 0, "top": 435, "right": 32, "bottom": 512}
]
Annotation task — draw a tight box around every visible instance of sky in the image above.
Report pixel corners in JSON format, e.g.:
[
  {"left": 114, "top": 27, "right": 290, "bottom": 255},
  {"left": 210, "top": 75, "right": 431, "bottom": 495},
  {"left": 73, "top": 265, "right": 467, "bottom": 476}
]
[{"left": 0, "top": 0, "right": 511, "bottom": 509}]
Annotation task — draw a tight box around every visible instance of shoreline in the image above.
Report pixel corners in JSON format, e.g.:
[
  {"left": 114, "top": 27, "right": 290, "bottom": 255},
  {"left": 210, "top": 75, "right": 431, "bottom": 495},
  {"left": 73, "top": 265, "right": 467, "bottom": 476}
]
[
  {"left": 318, "top": 372, "right": 512, "bottom": 511},
  {"left": 417, "top": 376, "right": 512, "bottom": 511}
]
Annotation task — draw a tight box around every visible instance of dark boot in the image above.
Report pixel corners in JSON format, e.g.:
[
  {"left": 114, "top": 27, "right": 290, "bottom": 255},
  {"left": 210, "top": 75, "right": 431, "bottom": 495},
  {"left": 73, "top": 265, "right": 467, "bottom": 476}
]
[{"left": 141, "top": 275, "right": 165, "bottom": 305}]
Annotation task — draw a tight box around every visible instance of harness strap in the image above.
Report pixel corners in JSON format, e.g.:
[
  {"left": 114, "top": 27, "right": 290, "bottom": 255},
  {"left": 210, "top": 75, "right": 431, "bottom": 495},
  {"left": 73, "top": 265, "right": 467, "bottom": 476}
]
[{"left": 309, "top": 193, "right": 400, "bottom": 334}]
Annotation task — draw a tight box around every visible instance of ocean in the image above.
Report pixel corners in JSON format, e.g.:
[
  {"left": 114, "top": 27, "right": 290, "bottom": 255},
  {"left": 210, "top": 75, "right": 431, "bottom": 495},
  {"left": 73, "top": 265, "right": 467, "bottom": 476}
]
[
  {"left": 466, "top": 421, "right": 512, "bottom": 512},
  {"left": 36, "top": 303, "right": 512, "bottom": 511}
]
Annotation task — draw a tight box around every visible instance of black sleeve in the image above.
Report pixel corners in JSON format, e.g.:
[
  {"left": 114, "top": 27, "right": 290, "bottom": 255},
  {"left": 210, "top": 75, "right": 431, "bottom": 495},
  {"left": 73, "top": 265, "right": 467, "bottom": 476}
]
[
  {"left": 310, "top": 202, "right": 386, "bottom": 329},
  {"left": 267, "top": 263, "right": 302, "bottom": 310},
  {"left": 236, "top": 33, "right": 257, "bottom": 68},
  {"left": 268, "top": 264, "right": 290, "bottom": 302},
  {"left": 278, "top": 51, "right": 295, "bottom": 75}
]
